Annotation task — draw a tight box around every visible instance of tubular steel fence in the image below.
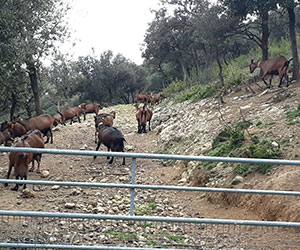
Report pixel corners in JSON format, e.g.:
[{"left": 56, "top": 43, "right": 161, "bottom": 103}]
[{"left": 0, "top": 146, "right": 300, "bottom": 249}]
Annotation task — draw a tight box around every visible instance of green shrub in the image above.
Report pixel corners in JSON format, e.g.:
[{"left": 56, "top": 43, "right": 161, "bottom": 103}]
[
  {"left": 205, "top": 121, "right": 280, "bottom": 176},
  {"left": 175, "top": 84, "right": 216, "bottom": 103},
  {"left": 163, "top": 81, "right": 189, "bottom": 98},
  {"left": 268, "top": 38, "right": 291, "bottom": 58},
  {"left": 224, "top": 64, "right": 249, "bottom": 85}
]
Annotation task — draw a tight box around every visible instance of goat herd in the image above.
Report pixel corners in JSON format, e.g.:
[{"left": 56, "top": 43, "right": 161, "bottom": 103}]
[{"left": 0, "top": 93, "right": 162, "bottom": 191}]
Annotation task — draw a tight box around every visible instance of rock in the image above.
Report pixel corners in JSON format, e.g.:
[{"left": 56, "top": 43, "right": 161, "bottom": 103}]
[
  {"left": 88, "top": 201, "right": 98, "bottom": 207},
  {"left": 65, "top": 203, "right": 76, "bottom": 209},
  {"left": 231, "top": 176, "right": 244, "bottom": 185},
  {"left": 41, "top": 170, "right": 50, "bottom": 178},
  {"left": 51, "top": 185, "right": 60, "bottom": 190},
  {"left": 125, "top": 145, "right": 134, "bottom": 151},
  {"left": 100, "top": 178, "right": 109, "bottom": 183},
  {"left": 21, "top": 189, "right": 35, "bottom": 198},
  {"left": 271, "top": 141, "right": 279, "bottom": 147}
]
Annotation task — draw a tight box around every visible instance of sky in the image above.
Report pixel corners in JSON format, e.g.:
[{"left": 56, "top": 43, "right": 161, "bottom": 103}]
[{"left": 62, "top": 0, "right": 161, "bottom": 65}]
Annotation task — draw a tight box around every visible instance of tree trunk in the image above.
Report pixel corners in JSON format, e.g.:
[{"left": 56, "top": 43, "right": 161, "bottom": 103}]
[
  {"left": 261, "top": 10, "right": 269, "bottom": 61},
  {"left": 27, "top": 62, "right": 42, "bottom": 115},
  {"left": 216, "top": 52, "right": 224, "bottom": 87},
  {"left": 287, "top": 6, "right": 299, "bottom": 81},
  {"left": 10, "top": 91, "right": 17, "bottom": 120},
  {"left": 108, "top": 88, "right": 113, "bottom": 103},
  {"left": 179, "top": 60, "right": 188, "bottom": 81}
]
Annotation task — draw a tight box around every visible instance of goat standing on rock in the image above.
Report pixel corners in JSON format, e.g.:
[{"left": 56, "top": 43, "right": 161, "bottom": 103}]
[{"left": 249, "top": 56, "right": 293, "bottom": 88}]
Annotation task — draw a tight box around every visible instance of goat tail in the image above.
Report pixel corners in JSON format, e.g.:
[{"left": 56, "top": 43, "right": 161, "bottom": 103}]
[{"left": 282, "top": 57, "right": 293, "bottom": 70}]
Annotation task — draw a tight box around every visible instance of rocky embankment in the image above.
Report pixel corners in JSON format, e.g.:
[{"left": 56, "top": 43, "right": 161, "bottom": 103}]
[{"left": 150, "top": 84, "right": 300, "bottom": 221}]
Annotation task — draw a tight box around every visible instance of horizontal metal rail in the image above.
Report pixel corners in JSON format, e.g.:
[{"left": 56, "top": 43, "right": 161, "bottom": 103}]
[
  {"left": 1, "top": 179, "right": 300, "bottom": 196},
  {"left": 0, "top": 243, "right": 174, "bottom": 250},
  {"left": 1, "top": 210, "right": 300, "bottom": 228},
  {"left": 1, "top": 146, "right": 300, "bottom": 165}
]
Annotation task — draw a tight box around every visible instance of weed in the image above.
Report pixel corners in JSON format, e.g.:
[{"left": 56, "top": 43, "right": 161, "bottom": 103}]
[
  {"left": 148, "top": 203, "right": 157, "bottom": 210},
  {"left": 105, "top": 229, "right": 137, "bottom": 240},
  {"left": 146, "top": 241, "right": 158, "bottom": 246},
  {"left": 160, "top": 231, "right": 184, "bottom": 242},
  {"left": 286, "top": 105, "right": 300, "bottom": 122},
  {"left": 135, "top": 208, "right": 149, "bottom": 215}
]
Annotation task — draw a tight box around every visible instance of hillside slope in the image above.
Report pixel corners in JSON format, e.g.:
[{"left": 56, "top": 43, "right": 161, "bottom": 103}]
[{"left": 151, "top": 81, "right": 300, "bottom": 221}]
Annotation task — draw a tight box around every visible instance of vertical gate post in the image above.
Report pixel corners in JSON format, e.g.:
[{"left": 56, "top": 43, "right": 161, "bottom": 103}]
[{"left": 130, "top": 157, "right": 136, "bottom": 216}]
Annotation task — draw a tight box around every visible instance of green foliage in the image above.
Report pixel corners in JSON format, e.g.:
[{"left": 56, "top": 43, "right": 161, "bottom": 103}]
[
  {"left": 163, "top": 81, "right": 216, "bottom": 103},
  {"left": 163, "top": 81, "right": 190, "bottom": 98},
  {"left": 223, "top": 55, "right": 251, "bottom": 85},
  {"left": 210, "top": 122, "right": 250, "bottom": 157},
  {"left": 268, "top": 38, "right": 291, "bottom": 58},
  {"left": 286, "top": 105, "right": 300, "bottom": 121},
  {"left": 205, "top": 121, "right": 280, "bottom": 176},
  {"left": 176, "top": 85, "right": 216, "bottom": 103},
  {"left": 148, "top": 203, "right": 157, "bottom": 210}
]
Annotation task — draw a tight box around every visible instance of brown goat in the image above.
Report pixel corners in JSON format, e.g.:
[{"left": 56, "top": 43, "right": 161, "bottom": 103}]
[
  {"left": 5, "top": 138, "right": 33, "bottom": 191},
  {"left": 249, "top": 56, "right": 293, "bottom": 88},
  {"left": 94, "top": 123, "right": 126, "bottom": 165},
  {"left": 58, "top": 106, "right": 84, "bottom": 125},
  {"left": 149, "top": 93, "right": 162, "bottom": 106},
  {"left": 52, "top": 113, "right": 63, "bottom": 126},
  {"left": 21, "top": 129, "right": 45, "bottom": 173},
  {"left": 135, "top": 104, "right": 153, "bottom": 133},
  {"left": 0, "top": 121, "right": 26, "bottom": 138},
  {"left": 94, "top": 111, "right": 116, "bottom": 143},
  {"left": 80, "top": 103, "right": 101, "bottom": 120},
  {"left": 0, "top": 131, "right": 12, "bottom": 146},
  {"left": 134, "top": 94, "right": 150, "bottom": 104},
  {"left": 14, "top": 114, "right": 54, "bottom": 144}
]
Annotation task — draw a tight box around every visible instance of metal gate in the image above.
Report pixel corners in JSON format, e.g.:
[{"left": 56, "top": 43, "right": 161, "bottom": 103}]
[{"left": 0, "top": 146, "right": 300, "bottom": 249}]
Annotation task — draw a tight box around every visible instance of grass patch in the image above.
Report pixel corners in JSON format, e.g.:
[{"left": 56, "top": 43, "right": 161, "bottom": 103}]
[
  {"left": 148, "top": 203, "right": 157, "bottom": 210},
  {"left": 175, "top": 85, "right": 216, "bottom": 103},
  {"left": 105, "top": 229, "right": 137, "bottom": 240},
  {"left": 160, "top": 231, "right": 184, "bottom": 243},
  {"left": 204, "top": 120, "right": 281, "bottom": 176},
  {"left": 286, "top": 105, "right": 300, "bottom": 124},
  {"left": 163, "top": 81, "right": 216, "bottom": 103},
  {"left": 134, "top": 208, "right": 149, "bottom": 215}
]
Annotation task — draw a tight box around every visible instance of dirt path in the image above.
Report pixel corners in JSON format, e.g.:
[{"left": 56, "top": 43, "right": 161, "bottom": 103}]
[{"left": 0, "top": 105, "right": 259, "bottom": 220}]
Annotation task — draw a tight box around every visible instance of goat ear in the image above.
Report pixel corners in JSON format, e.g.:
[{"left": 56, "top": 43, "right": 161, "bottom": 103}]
[{"left": 251, "top": 59, "right": 254, "bottom": 63}]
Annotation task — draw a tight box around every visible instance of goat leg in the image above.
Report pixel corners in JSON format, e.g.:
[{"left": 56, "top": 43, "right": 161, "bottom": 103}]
[
  {"left": 29, "top": 159, "right": 35, "bottom": 172},
  {"left": 94, "top": 141, "right": 101, "bottom": 159},
  {"left": 23, "top": 175, "right": 27, "bottom": 189},
  {"left": 262, "top": 77, "right": 271, "bottom": 88},
  {"left": 108, "top": 156, "right": 114, "bottom": 164},
  {"left": 107, "top": 147, "right": 111, "bottom": 160},
  {"left": 11, "top": 176, "right": 19, "bottom": 191},
  {"left": 4, "top": 163, "right": 13, "bottom": 187}
]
